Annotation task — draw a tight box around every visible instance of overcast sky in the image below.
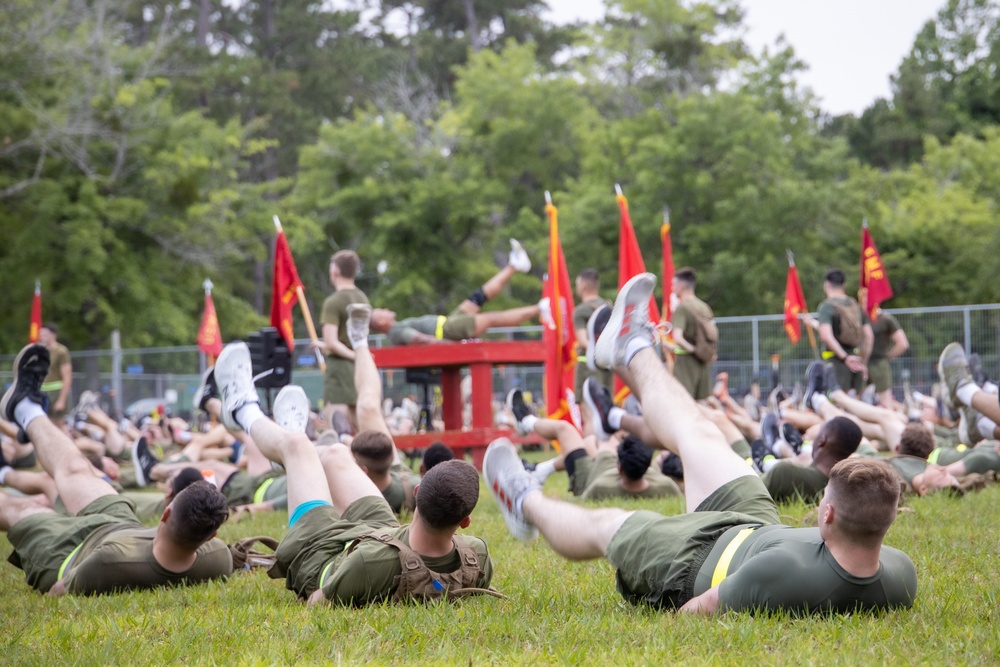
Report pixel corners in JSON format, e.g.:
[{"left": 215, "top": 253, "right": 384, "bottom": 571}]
[{"left": 543, "top": 0, "right": 946, "bottom": 116}]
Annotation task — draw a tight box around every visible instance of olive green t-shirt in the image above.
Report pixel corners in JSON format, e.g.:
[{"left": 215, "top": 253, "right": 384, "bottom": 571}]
[
  {"left": 573, "top": 297, "right": 610, "bottom": 334},
  {"left": 869, "top": 311, "right": 901, "bottom": 360},
  {"left": 63, "top": 525, "right": 232, "bottom": 595},
  {"left": 580, "top": 451, "right": 682, "bottom": 501},
  {"left": 761, "top": 462, "right": 829, "bottom": 503},
  {"left": 387, "top": 315, "right": 441, "bottom": 346},
  {"left": 817, "top": 296, "right": 869, "bottom": 352},
  {"left": 43, "top": 342, "right": 70, "bottom": 387},
  {"left": 382, "top": 463, "right": 420, "bottom": 514},
  {"left": 321, "top": 287, "right": 370, "bottom": 352},
  {"left": 888, "top": 456, "right": 926, "bottom": 486},
  {"left": 321, "top": 525, "right": 493, "bottom": 605},
  {"left": 702, "top": 524, "right": 917, "bottom": 613},
  {"left": 671, "top": 296, "right": 713, "bottom": 354}
]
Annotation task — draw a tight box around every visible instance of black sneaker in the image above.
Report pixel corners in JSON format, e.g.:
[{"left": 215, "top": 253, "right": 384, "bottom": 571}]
[
  {"left": 131, "top": 436, "right": 159, "bottom": 488},
  {"left": 0, "top": 344, "right": 50, "bottom": 436},
  {"left": 760, "top": 412, "right": 780, "bottom": 453},
  {"left": 583, "top": 377, "right": 616, "bottom": 440},
  {"left": 802, "top": 360, "right": 824, "bottom": 412},
  {"left": 749, "top": 438, "right": 771, "bottom": 473},
  {"left": 192, "top": 366, "right": 219, "bottom": 413},
  {"left": 822, "top": 363, "right": 842, "bottom": 395},
  {"left": 585, "top": 304, "right": 612, "bottom": 371},
  {"left": 505, "top": 388, "right": 535, "bottom": 436},
  {"left": 782, "top": 422, "right": 804, "bottom": 454}
]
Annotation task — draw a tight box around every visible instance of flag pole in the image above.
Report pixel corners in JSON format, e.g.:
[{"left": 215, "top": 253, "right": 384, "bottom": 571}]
[
  {"left": 787, "top": 249, "right": 818, "bottom": 355},
  {"left": 274, "top": 215, "right": 326, "bottom": 372},
  {"left": 202, "top": 278, "right": 217, "bottom": 367}
]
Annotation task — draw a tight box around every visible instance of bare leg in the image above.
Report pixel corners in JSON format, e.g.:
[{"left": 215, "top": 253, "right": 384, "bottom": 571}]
[
  {"left": 812, "top": 396, "right": 886, "bottom": 445},
  {"left": 619, "top": 413, "right": 661, "bottom": 448},
  {"left": 318, "top": 443, "right": 383, "bottom": 516},
  {"left": 457, "top": 266, "right": 517, "bottom": 315},
  {"left": 151, "top": 459, "right": 237, "bottom": 484},
  {"left": 970, "top": 391, "right": 1000, "bottom": 424},
  {"left": 830, "top": 390, "right": 906, "bottom": 451},
  {"left": 241, "top": 435, "right": 273, "bottom": 477},
  {"left": 0, "top": 490, "right": 54, "bottom": 531},
  {"left": 25, "top": 416, "right": 117, "bottom": 515},
  {"left": 355, "top": 346, "right": 392, "bottom": 440},
  {"left": 472, "top": 305, "right": 541, "bottom": 336},
  {"left": 248, "top": 419, "right": 332, "bottom": 516},
  {"left": 0, "top": 469, "right": 58, "bottom": 504},
  {"left": 533, "top": 417, "right": 592, "bottom": 457},
  {"left": 522, "top": 494, "right": 633, "bottom": 560}
]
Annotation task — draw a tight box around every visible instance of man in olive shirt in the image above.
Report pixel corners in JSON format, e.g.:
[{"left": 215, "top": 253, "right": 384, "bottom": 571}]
[
  {"left": 1, "top": 344, "right": 231, "bottom": 595},
  {"left": 315, "top": 250, "right": 370, "bottom": 433},
  {"left": 486, "top": 273, "right": 916, "bottom": 614},
  {"left": 573, "top": 269, "right": 612, "bottom": 400},
  {"left": 350, "top": 430, "right": 422, "bottom": 515},
  {"left": 39, "top": 323, "right": 72, "bottom": 426},
  {"left": 670, "top": 267, "right": 716, "bottom": 401},
  {"left": 761, "top": 416, "right": 862, "bottom": 503},
  {"left": 868, "top": 307, "right": 908, "bottom": 407},
  {"left": 213, "top": 309, "right": 492, "bottom": 605},
  {"left": 816, "top": 268, "right": 873, "bottom": 395}
]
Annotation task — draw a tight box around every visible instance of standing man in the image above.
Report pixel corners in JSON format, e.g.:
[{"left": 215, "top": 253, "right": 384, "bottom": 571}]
[
  {"left": 817, "top": 269, "right": 873, "bottom": 395},
  {"left": 868, "top": 306, "right": 909, "bottom": 407},
  {"left": 670, "top": 267, "right": 717, "bottom": 401},
  {"left": 39, "top": 324, "right": 72, "bottom": 427},
  {"left": 314, "top": 250, "right": 369, "bottom": 434},
  {"left": 572, "top": 269, "right": 612, "bottom": 400}
]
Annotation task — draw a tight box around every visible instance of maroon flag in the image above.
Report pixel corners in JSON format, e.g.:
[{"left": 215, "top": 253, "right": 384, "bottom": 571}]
[
  {"left": 784, "top": 260, "right": 808, "bottom": 344},
  {"left": 860, "top": 220, "right": 893, "bottom": 320}
]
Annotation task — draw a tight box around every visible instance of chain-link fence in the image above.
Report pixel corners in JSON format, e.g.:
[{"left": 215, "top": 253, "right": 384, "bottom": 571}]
[{"left": 3, "top": 304, "right": 998, "bottom": 420}]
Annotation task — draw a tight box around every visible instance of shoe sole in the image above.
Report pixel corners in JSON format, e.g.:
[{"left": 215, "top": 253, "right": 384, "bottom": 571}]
[
  {"left": 0, "top": 344, "right": 47, "bottom": 424},
  {"left": 582, "top": 377, "right": 612, "bottom": 441},
  {"left": 585, "top": 305, "right": 609, "bottom": 372},
  {"left": 509, "top": 239, "right": 531, "bottom": 273},
  {"left": 504, "top": 389, "right": 529, "bottom": 436},
  {"left": 593, "top": 273, "right": 655, "bottom": 370},
  {"left": 131, "top": 437, "right": 149, "bottom": 487},
  {"left": 482, "top": 438, "right": 538, "bottom": 541},
  {"left": 937, "top": 343, "right": 969, "bottom": 411},
  {"left": 274, "top": 385, "right": 310, "bottom": 432},
  {"left": 215, "top": 342, "right": 255, "bottom": 432}
]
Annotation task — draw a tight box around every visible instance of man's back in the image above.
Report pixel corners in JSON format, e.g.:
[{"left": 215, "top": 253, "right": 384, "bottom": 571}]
[{"left": 761, "top": 461, "right": 829, "bottom": 503}]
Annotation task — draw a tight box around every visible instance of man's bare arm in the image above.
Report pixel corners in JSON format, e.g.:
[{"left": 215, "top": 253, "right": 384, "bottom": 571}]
[{"left": 679, "top": 586, "right": 720, "bottom": 614}]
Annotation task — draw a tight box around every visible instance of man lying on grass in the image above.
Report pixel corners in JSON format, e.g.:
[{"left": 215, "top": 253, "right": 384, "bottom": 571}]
[
  {"left": 484, "top": 273, "right": 917, "bottom": 614},
  {"left": 213, "top": 304, "right": 493, "bottom": 605},
  {"left": 0, "top": 344, "right": 231, "bottom": 595}
]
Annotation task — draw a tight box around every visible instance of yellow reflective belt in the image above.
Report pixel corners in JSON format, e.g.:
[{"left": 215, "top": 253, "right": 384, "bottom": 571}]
[
  {"left": 434, "top": 316, "right": 447, "bottom": 340},
  {"left": 253, "top": 477, "right": 276, "bottom": 505},
  {"left": 40, "top": 381, "right": 63, "bottom": 392},
  {"left": 57, "top": 542, "right": 84, "bottom": 581},
  {"left": 927, "top": 448, "right": 941, "bottom": 465},
  {"left": 674, "top": 348, "right": 689, "bottom": 355},
  {"left": 821, "top": 351, "right": 835, "bottom": 360},
  {"left": 576, "top": 356, "right": 587, "bottom": 363},
  {"left": 319, "top": 539, "right": 356, "bottom": 589},
  {"left": 711, "top": 527, "right": 758, "bottom": 588}
]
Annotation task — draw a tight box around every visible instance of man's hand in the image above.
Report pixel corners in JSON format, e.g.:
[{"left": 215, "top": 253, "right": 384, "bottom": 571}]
[
  {"left": 845, "top": 355, "right": 866, "bottom": 373},
  {"left": 307, "top": 588, "right": 328, "bottom": 607},
  {"left": 48, "top": 580, "right": 67, "bottom": 597},
  {"left": 679, "top": 586, "right": 720, "bottom": 614}
]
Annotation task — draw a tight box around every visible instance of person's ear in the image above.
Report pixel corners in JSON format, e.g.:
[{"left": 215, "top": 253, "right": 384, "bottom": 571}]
[
  {"left": 821, "top": 501, "right": 835, "bottom": 525},
  {"left": 412, "top": 484, "right": 419, "bottom": 497},
  {"left": 460, "top": 516, "right": 471, "bottom": 529},
  {"left": 160, "top": 506, "right": 172, "bottom": 524}
]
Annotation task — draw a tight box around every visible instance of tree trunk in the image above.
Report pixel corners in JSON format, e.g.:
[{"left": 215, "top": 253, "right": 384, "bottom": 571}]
[{"left": 463, "top": 0, "right": 481, "bottom": 52}]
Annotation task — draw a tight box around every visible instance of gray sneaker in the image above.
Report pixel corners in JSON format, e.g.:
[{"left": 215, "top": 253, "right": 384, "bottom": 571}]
[
  {"left": 192, "top": 366, "right": 218, "bottom": 413},
  {"left": 959, "top": 405, "right": 984, "bottom": 445},
  {"left": 585, "top": 304, "right": 611, "bottom": 371},
  {"left": 215, "top": 342, "right": 260, "bottom": 432},
  {"left": 346, "top": 303, "right": 372, "bottom": 350},
  {"left": 593, "top": 273, "right": 657, "bottom": 370},
  {"left": 508, "top": 238, "right": 531, "bottom": 273},
  {"left": 938, "top": 342, "right": 974, "bottom": 411},
  {"left": 483, "top": 438, "right": 540, "bottom": 541},
  {"left": 274, "top": 385, "right": 310, "bottom": 433}
]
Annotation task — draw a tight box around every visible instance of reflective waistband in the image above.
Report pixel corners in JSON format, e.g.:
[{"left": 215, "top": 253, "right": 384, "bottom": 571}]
[
  {"left": 58, "top": 542, "right": 84, "bottom": 581},
  {"left": 253, "top": 477, "right": 276, "bottom": 505},
  {"left": 41, "top": 381, "right": 63, "bottom": 392},
  {"left": 711, "top": 526, "right": 758, "bottom": 588},
  {"left": 318, "top": 539, "right": 356, "bottom": 589},
  {"left": 435, "top": 316, "right": 446, "bottom": 340}
]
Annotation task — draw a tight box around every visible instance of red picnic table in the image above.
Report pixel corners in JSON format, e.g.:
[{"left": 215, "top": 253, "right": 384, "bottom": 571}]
[{"left": 370, "top": 340, "right": 546, "bottom": 469}]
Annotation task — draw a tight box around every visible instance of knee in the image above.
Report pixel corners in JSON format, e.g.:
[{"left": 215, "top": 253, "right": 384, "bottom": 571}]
[
  {"left": 63, "top": 453, "right": 98, "bottom": 478},
  {"left": 318, "top": 442, "right": 355, "bottom": 469}
]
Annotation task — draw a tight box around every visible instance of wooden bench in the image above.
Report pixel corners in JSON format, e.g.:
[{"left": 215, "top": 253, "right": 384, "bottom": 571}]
[{"left": 371, "top": 340, "right": 546, "bottom": 469}]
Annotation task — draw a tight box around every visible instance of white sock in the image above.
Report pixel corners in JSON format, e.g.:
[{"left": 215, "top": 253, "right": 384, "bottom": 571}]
[
  {"left": 977, "top": 416, "right": 997, "bottom": 439},
  {"left": 175, "top": 430, "right": 193, "bottom": 444},
  {"left": 913, "top": 391, "right": 927, "bottom": 402},
  {"left": 983, "top": 381, "right": 998, "bottom": 394},
  {"left": 608, "top": 407, "right": 624, "bottom": 431},
  {"left": 521, "top": 414, "right": 538, "bottom": 433},
  {"left": 350, "top": 336, "right": 368, "bottom": 350},
  {"left": 623, "top": 337, "right": 652, "bottom": 365},
  {"left": 800, "top": 442, "right": 813, "bottom": 456},
  {"left": 0, "top": 466, "right": 11, "bottom": 484},
  {"left": 235, "top": 404, "right": 266, "bottom": 433},
  {"left": 762, "top": 456, "right": 779, "bottom": 472},
  {"left": 810, "top": 394, "right": 830, "bottom": 412},
  {"left": 13, "top": 399, "right": 46, "bottom": 431},
  {"left": 533, "top": 458, "right": 556, "bottom": 481},
  {"left": 956, "top": 383, "right": 978, "bottom": 406}
]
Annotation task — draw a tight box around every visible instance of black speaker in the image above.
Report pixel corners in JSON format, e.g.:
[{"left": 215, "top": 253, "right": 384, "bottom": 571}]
[{"left": 247, "top": 327, "right": 291, "bottom": 389}]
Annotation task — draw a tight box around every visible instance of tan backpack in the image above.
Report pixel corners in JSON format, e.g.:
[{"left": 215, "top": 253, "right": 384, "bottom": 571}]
[
  {"left": 833, "top": 300, "right": 863, "bottom": 348},
  {"left": 346, "top": 532, "right": 505, "bottom": 602},
  {"left": 230, "top": 535, "right": 280, "bottom": 571},
  {"left": 691, "top": 312, "right": 719, "bottom": 364}
]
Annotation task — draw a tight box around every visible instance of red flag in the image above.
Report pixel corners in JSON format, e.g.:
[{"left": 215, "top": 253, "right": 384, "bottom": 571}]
[
  {"left": 270, "top": 229, "right": 304, "bottom": 349},
  {"left": 660, "top": 207, "right": 674, "bottom": 325},
  {"left": 860, "top": 221, "right": 893, "bottom": 320},
  {"left": 197, "top": 291, "right": 224, "bottom": 358},
  {"left": 543, "top": 196, "right": 580, "bottom": 436},
  {"left": 29, "top": 282, "right": 41, "bottom": 343},
  {"left": 784, "top": 261, "right": 808, "bottom": 344}
]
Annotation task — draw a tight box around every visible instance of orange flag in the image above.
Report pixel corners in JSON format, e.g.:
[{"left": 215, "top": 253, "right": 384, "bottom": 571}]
[
  {"left": 29, "top": 281, "right": 41, "bottom": 343},
  {"left": 197, "top": 288, "right": 223, "bottom": 358},
  {"left": 784, "top": 256, "right": 808, "bottom": 344},
  {"left": 860, "top": 219, "right": 893, "bottom": 320},
  {"left": 543, "top": 193, "right": 579, "bottom": 435},
  {"left": 270, "top": 229, "right": 304, "bottom": 349}
]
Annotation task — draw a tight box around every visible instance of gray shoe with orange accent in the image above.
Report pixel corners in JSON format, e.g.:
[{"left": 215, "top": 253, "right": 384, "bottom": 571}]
[
  {"left": 483, "top": 438, "right": 540, "bottom": 541},
  {"left": 593, "top": 273, "right": 657, "bottom": 370}
]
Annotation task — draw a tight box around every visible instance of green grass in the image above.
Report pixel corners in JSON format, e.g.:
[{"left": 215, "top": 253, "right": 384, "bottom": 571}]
[{"left": 3, "top": 474, "right": 1000, "bottom": 666}]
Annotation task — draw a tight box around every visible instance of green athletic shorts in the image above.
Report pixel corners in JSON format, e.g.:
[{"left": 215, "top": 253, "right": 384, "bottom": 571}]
[
  {"left": 13, "top": 450, "right": 36, "bottom": 469},
  {"left": 222, "top": 469, "right": 283, "bottom": 507},
  {"left": 270, "top": 495, "right": 398, "bottom": 599},
  {"left": 605, "top": 475, "right": 779, "bottom": 608},
  {"left": 672, "top": 354, "right": 711, "bottom": 400},
  {"left": 324, "top": 356, "right": 357, "bottom": 405},
  {"left": 7, "top": 495, "right": 139, "bottom": 593},
  {"left": 868, "top": 358, "right": 892, "bottom": 393},
  {"left": 442, "top": 308, "right": 477, "bottom": 341}
]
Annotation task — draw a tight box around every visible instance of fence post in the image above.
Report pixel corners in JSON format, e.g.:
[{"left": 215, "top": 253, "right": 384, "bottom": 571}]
[
  {"left": 964, "top": 307, "right": 972, "bottom": 354},
  {"left": 111, "top": 330, "right": 122, "bottom": 419},
  {"left": 751, "top": 317, "right": 760, "bottom": 377}
]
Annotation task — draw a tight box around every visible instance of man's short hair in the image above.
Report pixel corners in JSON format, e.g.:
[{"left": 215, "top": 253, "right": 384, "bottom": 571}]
[
  {"left": 415, "top": 459, "right": 479, "bottom": 529},
  {"left": 674, "top": 267, "right": 697, "bottom": 287},
  {"left": 827, "top": 458, "right": 900, "bottom": 544},
  {"left": 577, "top": 268, "right": 600, "bottom": 290},
  {"left": 166, "top": 481, "right": 229, "bottom": 550},
  {"left": 824, "top": 268, "right": 846, "bottom": 286},
  {"left": 898, "top": 424, "right": 934, "bottom": 459},
  {"left": 41, "top": 323, "right": 58, "bottom": 335},
  {"left": 171, "top": 467, "right": 206, "bottom": 497},
  {"left": 821, "top": 416, "right": 863, "bottom": 460},
  {"left": 350, "top": 430, "right": 394, "bottom": 474},
  {"left": 331, "top": 250, "right": 360, "bottom": 279},
  {"left": 422, "top": 442, "right": 455, "bottom": 472},
  {"left": 617, "top": 435, "right": 653, "bottom": 481}
]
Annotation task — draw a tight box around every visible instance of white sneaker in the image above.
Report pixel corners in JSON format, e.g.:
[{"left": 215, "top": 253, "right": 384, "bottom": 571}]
[
  {"left": 509, "top": 239, "right": 531, "bottom": 273},
  {"left": 483, "top": 438, "right": 540, "bottom": 541},
  {"left": 593, "top": 273, "right": 657, "bottom": 370},
  {"left": 215, "top": 342, "right": 260, "bottom": 432},
  {"left": 538, "top": 297, "right": 555, "bottom": 330},
  {"left": 274, "top": 385, "right": 310, "bottom": 433},
  {"left": 346, "top": 303, "right": 372, "bottom": 350}
]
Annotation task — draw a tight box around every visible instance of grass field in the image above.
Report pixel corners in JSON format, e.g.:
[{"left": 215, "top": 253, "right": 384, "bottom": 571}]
[{"left": 3, "top": 467, "right": 1000, "bottom": 666}]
